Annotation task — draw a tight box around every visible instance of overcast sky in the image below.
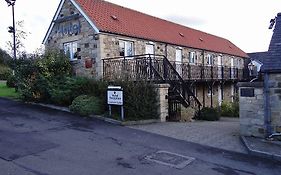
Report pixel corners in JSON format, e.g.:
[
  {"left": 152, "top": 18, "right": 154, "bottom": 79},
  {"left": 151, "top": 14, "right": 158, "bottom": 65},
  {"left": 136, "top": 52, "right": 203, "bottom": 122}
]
[{"left": 0, "top": 0, "right": 280, "bottom": 54}]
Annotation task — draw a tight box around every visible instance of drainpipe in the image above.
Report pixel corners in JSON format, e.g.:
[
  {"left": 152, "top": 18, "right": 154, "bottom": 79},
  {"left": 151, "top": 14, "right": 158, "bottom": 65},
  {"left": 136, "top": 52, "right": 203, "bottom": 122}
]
[
  {"left": 210, "top": 84, "right": 213, "bottom": 108},
  {"left": 264, "top": 73, "right": 272, "bottom": 137}
]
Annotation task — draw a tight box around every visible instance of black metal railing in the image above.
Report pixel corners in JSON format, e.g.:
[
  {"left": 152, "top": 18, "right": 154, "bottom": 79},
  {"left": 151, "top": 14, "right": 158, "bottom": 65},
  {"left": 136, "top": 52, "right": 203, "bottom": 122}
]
[
  {"left": 103, "top": 54, "right": 249, "bottom": 118},
  {"left": 103, "top": 55, "right": 249, "bottom": 82},
  {"left": 103, "top": 54, "right": 202, "bottom": 114}
]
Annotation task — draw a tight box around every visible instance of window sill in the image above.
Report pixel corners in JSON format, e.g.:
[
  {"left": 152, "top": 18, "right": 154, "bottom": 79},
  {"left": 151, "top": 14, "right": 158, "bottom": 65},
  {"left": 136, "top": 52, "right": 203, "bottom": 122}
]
[{"left": 70, "top": 59, "right": 79, "bottom": 64}]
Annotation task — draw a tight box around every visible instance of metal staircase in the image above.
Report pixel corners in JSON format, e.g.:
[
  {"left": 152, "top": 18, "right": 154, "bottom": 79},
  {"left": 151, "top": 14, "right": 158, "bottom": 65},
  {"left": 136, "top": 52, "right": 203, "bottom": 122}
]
[{"left": 103, "top": 54, "right": 202, "bottom": 121}]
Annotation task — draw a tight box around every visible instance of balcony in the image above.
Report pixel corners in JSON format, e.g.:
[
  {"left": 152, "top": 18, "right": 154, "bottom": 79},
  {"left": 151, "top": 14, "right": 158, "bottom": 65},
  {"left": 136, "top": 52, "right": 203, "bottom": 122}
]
[{"left": 103, "top": 54, "right": 249, "bottom": 82}]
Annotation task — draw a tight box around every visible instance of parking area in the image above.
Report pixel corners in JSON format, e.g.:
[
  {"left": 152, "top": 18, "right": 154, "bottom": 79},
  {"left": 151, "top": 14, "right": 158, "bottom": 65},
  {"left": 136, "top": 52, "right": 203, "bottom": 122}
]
[{"left": 130, "top": 117, "right": 247, "bottom": 153}]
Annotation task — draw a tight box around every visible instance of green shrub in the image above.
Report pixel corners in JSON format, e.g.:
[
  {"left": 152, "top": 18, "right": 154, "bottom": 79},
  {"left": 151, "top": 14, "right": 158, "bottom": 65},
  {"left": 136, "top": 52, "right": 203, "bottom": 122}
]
[
  {"left": 108, "top": 81, "right": 159, "bottom": 121},
  {"left": 14, "top": 51, "right": 72, "bottom": 102},
  {"left": 36, "top": 51, "right": 72, "bottom": 79},
  {"left": 197, "top": 107, "right": 220, "bottom": 121},
  {"left": 0, "top": 48, "right": 12, "bottom": 66},
  {"left": 220, "top": 101, "right": 239, "bottom": 117},
  {"left": 48, "top": 77, "right": 87, "bottom": 106},
  {"left": 69, "top": 95, "right": 103, "bottom": 116},
  {"left": 0, "top": 65, "right": 12, "bottom": 80},
  {"left": 6, "top": 75, "right": 16, "bottom": 88}
]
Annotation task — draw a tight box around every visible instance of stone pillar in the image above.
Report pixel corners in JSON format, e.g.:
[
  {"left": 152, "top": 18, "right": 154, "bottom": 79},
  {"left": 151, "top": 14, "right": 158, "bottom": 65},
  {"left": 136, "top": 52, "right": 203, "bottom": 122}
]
[
  {"left": 238, "top": 82, "right": 265, "bottom": 138},
  {"left": 269, "top": 74, "right": 281, "bottom": 133},
  {"left": 154, "top": 84, "right": 170, "bottom": 122}
]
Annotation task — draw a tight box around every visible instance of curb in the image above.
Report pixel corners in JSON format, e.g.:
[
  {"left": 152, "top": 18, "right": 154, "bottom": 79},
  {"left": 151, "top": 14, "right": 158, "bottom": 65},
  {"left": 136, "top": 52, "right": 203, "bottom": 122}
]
[
  {"left": 28, "top": 102, "right": 161, "bottom": 126},
  {"left": 240, "top": 136, "right": 281, "bottom": 162},
  {"left": 89, "top": 115, "right": 161, "bottom": 126},
  {"left": 28, "top": 102, "right": 71, "bottom": 113}
]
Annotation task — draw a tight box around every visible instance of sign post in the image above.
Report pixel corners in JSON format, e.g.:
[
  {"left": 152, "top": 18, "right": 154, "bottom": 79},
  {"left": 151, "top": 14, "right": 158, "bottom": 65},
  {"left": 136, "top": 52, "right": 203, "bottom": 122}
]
[{"left": 107, "top": 86, "right": 124, "bottom": 121}]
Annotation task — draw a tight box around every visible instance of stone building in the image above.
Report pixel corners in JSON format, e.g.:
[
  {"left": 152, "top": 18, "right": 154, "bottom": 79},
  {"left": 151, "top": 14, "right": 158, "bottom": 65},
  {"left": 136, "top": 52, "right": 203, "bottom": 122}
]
[
  {"left": 43, "top": 0, "right": 249, "bottom": 121},
  {"left": 239, "top": 12, "right": 281, "bottom": 138}
]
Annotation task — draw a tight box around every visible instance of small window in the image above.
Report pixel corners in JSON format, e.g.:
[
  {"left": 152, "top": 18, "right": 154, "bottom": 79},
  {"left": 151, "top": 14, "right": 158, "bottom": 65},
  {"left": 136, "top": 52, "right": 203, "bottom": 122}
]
[
  {"left": 237, "top": 59, "right": 241, "bottom": 68},
  {"left": 119, "top": 40, "right": 134, "bottom": 57},
  {"left": 206, "top": 54, "right": 214, "bottom": 65},
  {"left": 189, "top": 51, "right": 197, "bottom": 64},
  {"left": 63, "top": 41, "right": 78, "bottom": 61},
  {"left": 207, "top": 86, "right": 214, "bottom": 96}
]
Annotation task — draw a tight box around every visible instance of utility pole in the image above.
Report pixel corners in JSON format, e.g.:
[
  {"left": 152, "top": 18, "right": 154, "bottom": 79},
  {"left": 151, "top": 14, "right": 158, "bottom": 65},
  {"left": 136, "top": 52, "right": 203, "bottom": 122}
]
[{"left": 5, "top": 0, "right": 17, "bottom": 59}]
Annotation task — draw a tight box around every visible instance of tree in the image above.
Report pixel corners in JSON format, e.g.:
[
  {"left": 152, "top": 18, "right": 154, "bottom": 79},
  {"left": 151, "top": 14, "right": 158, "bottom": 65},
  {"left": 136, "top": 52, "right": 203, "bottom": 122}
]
[
  {"left": 0, "top": 48, "right": 12, "bottom": 66},
  {"left": 6, "top": 20, "right": 29, "bottom": 58}
]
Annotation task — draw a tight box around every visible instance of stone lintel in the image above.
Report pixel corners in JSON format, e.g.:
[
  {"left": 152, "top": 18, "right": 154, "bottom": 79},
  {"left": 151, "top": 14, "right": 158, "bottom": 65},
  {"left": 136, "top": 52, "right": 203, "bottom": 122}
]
[{"left": 237, "top": 82, "right": 263, "bottom": 88}]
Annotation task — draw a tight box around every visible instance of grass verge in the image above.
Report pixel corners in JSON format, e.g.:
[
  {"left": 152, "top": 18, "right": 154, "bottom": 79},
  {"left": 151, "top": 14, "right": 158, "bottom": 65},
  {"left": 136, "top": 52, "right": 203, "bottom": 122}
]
[{"left": 0, "top": 81, "right": 19, "bottom": 99}]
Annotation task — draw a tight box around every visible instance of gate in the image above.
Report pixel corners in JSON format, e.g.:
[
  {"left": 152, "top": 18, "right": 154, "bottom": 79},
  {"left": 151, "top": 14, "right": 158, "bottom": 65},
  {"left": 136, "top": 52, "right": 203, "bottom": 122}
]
[
  {"left": 167, "top": 87, "right": 182, "bottom": 121},
  {"left": 168, "top": 100, "right": 181, "bottom": 121}
]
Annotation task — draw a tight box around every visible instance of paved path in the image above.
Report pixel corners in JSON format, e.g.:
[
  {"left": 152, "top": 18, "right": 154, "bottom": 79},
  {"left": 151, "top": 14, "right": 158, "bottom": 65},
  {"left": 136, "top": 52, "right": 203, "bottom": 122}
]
[
  {"left": 130, "top": 117, "right": 247, "bottom": 153},
  {"left": 0, "top": 98, "right": 280, "bottom": 175}
]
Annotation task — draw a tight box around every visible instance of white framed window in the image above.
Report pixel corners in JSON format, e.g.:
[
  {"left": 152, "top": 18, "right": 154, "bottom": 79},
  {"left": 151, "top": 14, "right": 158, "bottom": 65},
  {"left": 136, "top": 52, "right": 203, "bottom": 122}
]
[
  {"left": 119, "top": 40, "right": 134, "bottom": 57},
  {"left": 63, "top": 41, "right": 78, "bottom": 61},
  {"left": 189, "top": 51, "right": 197, "bottom": 64},
  {"left": 237, "top": 58, "right": 241, "bottom": 68},
  {"left": 206, "top": 54, "right": 214, "bottom": 65},
  {"left": 207, "top": 86, "right": 214, "bottom": 96}
]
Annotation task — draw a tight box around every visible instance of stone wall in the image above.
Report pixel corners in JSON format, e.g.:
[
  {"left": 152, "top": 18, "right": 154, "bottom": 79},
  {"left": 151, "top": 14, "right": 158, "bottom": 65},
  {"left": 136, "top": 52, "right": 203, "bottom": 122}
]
[
  {"left": 223, "top": 83, "right": 236, "bottom": 103},
  {"left": 190, "top": 83, "right": 235, "bottom": 108},
  {"left": 238, "top": 82, "right": 265, "bottom": 138},
  {"left": 99, "top": 33, "right": 245, "bottom": 68},
  {"left": 45, "top": 0, "right": 99, "bottom": 78},
  {"left": 269, "top": 74, "right": 281, "bottom": 133},
  {"left": 238, "top": 75, "right": 281, "bottom": 138},
  {"left": 154, "top": 84, "right": 170, "bottom": 122}
]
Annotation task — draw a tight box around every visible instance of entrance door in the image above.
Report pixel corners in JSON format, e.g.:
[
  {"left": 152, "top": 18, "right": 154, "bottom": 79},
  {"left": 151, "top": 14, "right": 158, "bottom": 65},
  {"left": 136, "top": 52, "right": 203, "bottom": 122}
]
[
  {"left": 176, "top": 49, "right": 182, "bottom": 76},
  {"left": 231, "top": 84, "right": 235, "bottom": 102},
  {"left": 218, "top": 85, "right": 222, "bottom": 106},
  {"left": 217, "top": 56, "right": 222, "bottom": 79},
  {"left": 145, "top": 44, "right": 154, "bottom": 55},
  {"left": 231, "top": 57, "right": 235, "bottom": 79},
  {"left": 145, "top": 44, "right": 155, "bottom": 78}
]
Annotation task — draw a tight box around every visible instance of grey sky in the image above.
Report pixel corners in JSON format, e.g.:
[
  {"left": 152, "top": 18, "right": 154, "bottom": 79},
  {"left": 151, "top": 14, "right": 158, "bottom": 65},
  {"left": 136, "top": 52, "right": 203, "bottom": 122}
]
[{"left": 0, "top": 0, "right": 280, "bottom": 54}]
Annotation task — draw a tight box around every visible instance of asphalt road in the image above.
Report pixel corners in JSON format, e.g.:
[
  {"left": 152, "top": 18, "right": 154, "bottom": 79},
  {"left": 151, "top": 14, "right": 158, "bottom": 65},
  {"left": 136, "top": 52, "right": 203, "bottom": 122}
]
[{"left": 0, "top": 98, "right": 280, "bottom": 175}]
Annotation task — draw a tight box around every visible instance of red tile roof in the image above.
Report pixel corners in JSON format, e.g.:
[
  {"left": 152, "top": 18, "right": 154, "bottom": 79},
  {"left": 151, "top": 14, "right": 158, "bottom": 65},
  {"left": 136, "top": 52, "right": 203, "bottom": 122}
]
[{"left": 75, "top": 0, "right": 248, "bottom": 58}]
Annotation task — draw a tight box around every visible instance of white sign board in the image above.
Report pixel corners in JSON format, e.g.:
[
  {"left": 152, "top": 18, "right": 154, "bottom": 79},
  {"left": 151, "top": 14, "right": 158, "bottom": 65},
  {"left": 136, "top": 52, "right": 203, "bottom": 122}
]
[{"left": 107, "top": 90, "right": 123, "bottom": 105}]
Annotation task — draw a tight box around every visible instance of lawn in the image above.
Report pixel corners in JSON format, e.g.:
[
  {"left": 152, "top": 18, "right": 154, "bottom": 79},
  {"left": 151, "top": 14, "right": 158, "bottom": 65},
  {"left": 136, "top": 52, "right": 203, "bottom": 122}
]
[{"left": 0, "top": 81, "right": 19, "bottom": 99}]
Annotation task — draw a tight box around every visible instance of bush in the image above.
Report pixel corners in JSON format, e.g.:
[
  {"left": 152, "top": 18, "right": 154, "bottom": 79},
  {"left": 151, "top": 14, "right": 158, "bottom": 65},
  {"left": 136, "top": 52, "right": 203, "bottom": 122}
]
[
  {"left": 0, "top": 48, "right": 12, "bottom": 66},
  {"left": 36, "top": 51, "right": 72, "bottom": 79},
  {"left": 197, "top": 107, "right": 220, "bottom": 121},
  {"left": 0, "top": 65, "right": 12, "bottom": 80},
  {"left": 49, "top": 77, "right": 89, "bottom": 106},
  {"left": 14, "top": 51, "right": 72, "bottom": 102},
  {"left": 220, "top": 101, "right": 239, "bottom": 117},
  {"left": 108, "top": 81, "right": 159, "bottom": 121},
  {"left": 69, "top": 95, "right": 103, "bottom": 116},
  {"left": 6, "top": 75, "right": 16, "bottom": 88}
]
